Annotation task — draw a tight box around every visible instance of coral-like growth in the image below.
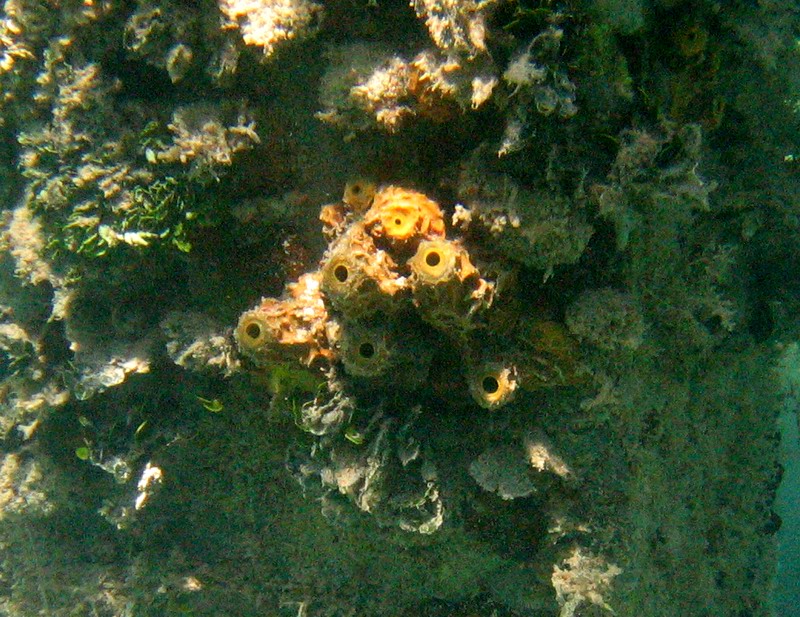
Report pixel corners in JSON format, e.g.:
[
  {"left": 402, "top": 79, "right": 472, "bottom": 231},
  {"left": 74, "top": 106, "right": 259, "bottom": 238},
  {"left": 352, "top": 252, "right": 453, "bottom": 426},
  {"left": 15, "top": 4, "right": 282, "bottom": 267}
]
[
  {"left": 160, "top": 311, "right": 238, "bottom": 375},
  {"left": 123, "top": 2, "right": 211, "bottom": 83},
  {"left": 410, "top": 0, "right": 489, "bottom": 57},
  {"left": 498, "top": 26, "right": 577, "bottom": 156},
  {"left": 317, "top": 43, "right": 496, "bottom": 133},
  {"left": 17, "top": 45, "right": 260, "bottom": 258},
  {"left": 291, "top": 398, "right": 444, "bottom": 533},
  {"left": 151, "top": 103, "right": 260, "bottom": 176},
  {"left": 235, "top": 183, "right": 582, "bottom": 534},
  {"left": 219, "top": 0, "right": 323, "bottom": 58},
  {"left": 238, "top": 182, "right": 578, "bottom": 409},
  {"left": 565, "top": 288, "right": 645, "bottom": 352},
  {"left": 320, "top": 223, "right": 406, "bottom": 319},
  {"left": 1, "top": 205, "right": 54, "bottom": 286},
  {"left": 0, "top": 1, "right": 789, "bottom": 615},
  {"left": 469, "top": 444, "right": 536, "bottom": 500},
  {"left": 236, "top": 272, "right": 329, "bottom": 365},
  {"left": 552, "top": 547, "right": 621, "bottom": 617},
  {"left": 0, "top": 0, "right": 36, "bottom": 110},
  {"left": 454, "top": 148, "right": 594, "bottom": 276},
  {"left": 593, "top": 124, "right": 710, "bottom": 251},
  {"left": 317, "top": 45, "right": 412, "bottom": 132}
]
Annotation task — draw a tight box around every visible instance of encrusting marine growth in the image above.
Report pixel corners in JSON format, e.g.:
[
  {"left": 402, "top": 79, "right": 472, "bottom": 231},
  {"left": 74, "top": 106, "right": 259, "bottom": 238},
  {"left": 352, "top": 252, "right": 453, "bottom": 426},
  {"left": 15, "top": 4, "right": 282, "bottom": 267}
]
[
  {"left": 236, "top": 183, "right": 577, "bottom": 410},
  {"left": 0, "top": 0, "right": 789, "bottom": 613},
  {"left": 234, "top": 182, "right": 584, "bottom": 535}
]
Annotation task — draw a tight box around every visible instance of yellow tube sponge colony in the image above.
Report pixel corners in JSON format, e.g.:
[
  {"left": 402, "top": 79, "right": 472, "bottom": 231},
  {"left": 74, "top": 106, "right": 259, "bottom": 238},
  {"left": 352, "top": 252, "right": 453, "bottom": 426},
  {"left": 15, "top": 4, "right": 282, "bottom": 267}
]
[
  {"left": 467, "top": 358, "right": 519, "bottom": 410},
  {"left": 236, "top": 182, "right": 576, "bottom": 415},
  {"left": 320, "top": 223, "right": 406, "bottom": 319},
  {"left": 235, "top": 272, "right": 330, "bottom": 365},
  {"left": 364, "top": 186, "right": 446, "bottom": 244}
]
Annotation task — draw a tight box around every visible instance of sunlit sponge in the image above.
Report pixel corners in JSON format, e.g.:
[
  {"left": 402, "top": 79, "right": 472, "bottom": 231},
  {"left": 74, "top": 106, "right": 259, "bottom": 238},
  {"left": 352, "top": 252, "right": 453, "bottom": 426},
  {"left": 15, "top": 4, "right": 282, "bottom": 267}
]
[
  {"left": 320, "top": 180, "right": 378, "bottom": 241},
  {"left": 236, "top": 272, "right": 330, "bottom": 366},
  {"left": 364, "top": 186, "right": 446, "bottom": 244},
  {"left": 467, "top": 358, "right": 519, "bottom": 410},
  {"left": 320, "top": 202, "right": 347, "bottom": 241},
  {"left": 321, "top": 224, "right": 407, "bottom": 319},
  {"left": 237, "top": 311, "right": 273, "bottom": 354},
  {"left": 408, "top": 238, "right": 475, "bottom": 285},
  {"left": 408, "top": 238, "right": 492, "bottom": 338}
]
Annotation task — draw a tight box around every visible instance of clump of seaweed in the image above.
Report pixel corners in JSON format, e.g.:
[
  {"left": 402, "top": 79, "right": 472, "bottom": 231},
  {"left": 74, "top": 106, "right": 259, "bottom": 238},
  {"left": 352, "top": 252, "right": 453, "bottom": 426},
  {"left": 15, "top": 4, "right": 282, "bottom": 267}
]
[{"left": 17, "top": 43, "right": 260, "bottom": 261}]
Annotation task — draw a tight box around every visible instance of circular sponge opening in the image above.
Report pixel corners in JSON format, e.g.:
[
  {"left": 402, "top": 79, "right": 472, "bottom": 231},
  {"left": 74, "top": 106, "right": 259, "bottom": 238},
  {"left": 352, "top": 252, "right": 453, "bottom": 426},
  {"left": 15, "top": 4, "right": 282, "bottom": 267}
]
[
  {"left": 245, "top": 322, "right": 262, "bottom": 340},
  {"left": 236, "top": 313, "right": 271, "bottom": 353},
  {"left": 359, "top": 342, "right": 375, "bottom": 359},
  {"left": 425, "top": 250, "right": 441, "bottom": 267},
  {"left": 468, "top": 361, "right": 518, "bottom": 410},
  {"left": 334, "top": 264, "right": 349, "bottom": 283},
  {"left": 482, "top": 375, "right": 500, "bottom": 394}
]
